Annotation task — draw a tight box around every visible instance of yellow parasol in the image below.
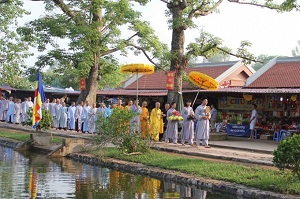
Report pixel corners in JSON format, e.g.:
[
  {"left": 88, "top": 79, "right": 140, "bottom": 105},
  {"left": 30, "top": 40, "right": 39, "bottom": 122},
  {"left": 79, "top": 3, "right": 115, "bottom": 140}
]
[
  {"left": 188, "top": 71, "right": 219, "bottom": 90},
  {"left": 188, "top": 71, "right": 219, "bottom": 107},
  {"left": 120, "top": 63, "right": 155, "bottom": 100}
]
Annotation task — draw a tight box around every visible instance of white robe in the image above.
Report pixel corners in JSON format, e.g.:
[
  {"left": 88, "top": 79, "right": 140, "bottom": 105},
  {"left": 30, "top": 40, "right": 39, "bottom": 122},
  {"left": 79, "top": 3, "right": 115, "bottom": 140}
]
[
  {"left": 181, "top": 107, "right": 194, "bottom": 144},
  {"left": 6, "top": 101, "right": 15, "bottom": 123},
  {"left": 54, "top": 104, "right": 62, "bottom": 128},
  {"left": 20, "top": 101, "right": 28, "bottom": 122},
  {"left": 195, "top": 104, "right": 210, "bottom": 144},
  {"left": 67, "top": 106, "right": 76, "bottom": 130},
  {"left": 75, "top": 105, "right": 83, "bottom": 131},
  {"left": 81, "top": 106, "right": 91, "bottom": 132},
  {"left": 14, "top": 103, "right": 21, "bottom": 124},
  {"left": 58, "top": 106, "right": 68, "bottom": 128},
  {"left": 130, "top": 105, "right": 142, "bottom": 134},
  {"left": 88, "top": 108, "right": 98, "bottom": 133},
  {"left": 0, "top": 100, "right": 9, "bottom": 121},
  {"left": 165, "top": 108, "right": 178, "bottom": 143}
]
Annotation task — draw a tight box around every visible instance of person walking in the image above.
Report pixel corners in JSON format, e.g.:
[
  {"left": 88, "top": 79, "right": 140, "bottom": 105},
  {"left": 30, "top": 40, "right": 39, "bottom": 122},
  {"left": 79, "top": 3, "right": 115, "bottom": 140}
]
[
  {"left": 195, "top": 97, "right": 211, "bottom": 148},
  {"left": 165, "top": 102, "right": 178, "bottom": 144},
  {"left": 181, "top": 100, "right": 195, "bottom": 145}
]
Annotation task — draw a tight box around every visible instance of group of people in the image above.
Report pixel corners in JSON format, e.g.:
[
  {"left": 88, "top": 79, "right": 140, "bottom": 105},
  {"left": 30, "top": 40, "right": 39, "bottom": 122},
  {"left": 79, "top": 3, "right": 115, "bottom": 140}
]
[
  {"left": 0, "top": 94, "right": 220, "bottom": 148},
  {"left": 0, "top": 96, "right": 33, "bottom": 124}
]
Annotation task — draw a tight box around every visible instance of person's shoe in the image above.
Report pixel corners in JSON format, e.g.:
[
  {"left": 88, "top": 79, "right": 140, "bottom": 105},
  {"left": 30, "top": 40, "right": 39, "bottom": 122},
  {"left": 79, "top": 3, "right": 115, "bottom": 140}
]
[{"left": 204, "top": 145, "right": 211, "bottom": 148}]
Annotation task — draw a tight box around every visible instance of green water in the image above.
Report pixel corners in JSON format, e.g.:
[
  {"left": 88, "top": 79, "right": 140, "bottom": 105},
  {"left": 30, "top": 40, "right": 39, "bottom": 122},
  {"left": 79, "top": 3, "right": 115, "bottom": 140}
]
[{"left": 0, "top": 146, "right": 253, "bottom": 199}]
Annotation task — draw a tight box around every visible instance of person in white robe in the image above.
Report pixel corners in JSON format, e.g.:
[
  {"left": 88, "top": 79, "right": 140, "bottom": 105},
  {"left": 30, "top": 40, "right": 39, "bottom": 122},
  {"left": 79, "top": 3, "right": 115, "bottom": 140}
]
[
  {"left": 249, "top": 104, "right": 258, "bottom": 139},
  {"left": 88, "top": 102, "right": 98, "bottom": 134},
  {"left": 0, "top": 97, "right": 6, "bottom": 121},
  {"left": 58, "top": 102, "right": 68, "bottom": 130},
  {"left": 14, "top": 99, "right": 22, "bottom": 124},
  {"left": 54, "top": 99, "right": 62, "bottom": 129},
  {"left": 104, "top": 105, "right": 112, "bottom": 118},
  {"left": 165, "top": 102, "right": 178, "bottom": 144},
  {"left": 75, "top": 101, "right": 84, "bottom": 132},
  {"left": 6, "top": 97, "right": 15, "bottom": 123},
  {"left": 27, "top": 97, "right": 33, "bottom": 109},
  {"left": 1, "top": 97, "right": 9, "bottom": 122},
  {"left": 130, "top": 99, "right": 142, "bottom": 134},
  {"left": 67, "top": 102, "right": 76, "bottom": 131},
  {"left": 96, "top": 102, "right": 106, "bottom": 134},
  {"left": 195, "top": 97, "right": 211, "bottom": 148},
  {"left": 181, "top": 100, "right": 195, "bottom": 145},
  {"left": 20, "top": 98, "right": 28, "bottom": 123},
  {"left": 81, "top": 101, "right": 91, "bottom": 133},
  {"left": 42, "top": 98, "right": 50, "bottom": 111}
]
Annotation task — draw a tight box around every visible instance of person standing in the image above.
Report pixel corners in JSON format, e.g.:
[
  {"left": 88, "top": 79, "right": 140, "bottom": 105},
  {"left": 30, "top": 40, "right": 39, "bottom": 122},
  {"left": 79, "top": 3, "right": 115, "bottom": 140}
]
[
  {"left": 81, "top": 101, "right": 91, "bottom": 133},
  {"left": 210, "top": 104, "right": 217, "bottom": 133},
  {"left": 14, "top": 99, "right": 22, "bottom": 124},
  {"left": 130, "top": 99, "right": 142, "bottom": 134},
  {"left": 149, "top": 102, "right": 164, "bottom": 141},
  {"left": 195, "top": 97, "right": 211, "bottom": 148},
  {"left": 88, "top": 102, "right": 98, "bottom": 134},
  {"left": 125, "top": 100, "right": 133, "bottom": 111},
  {"left": 20, "top": 98, "right": 28, "bottom": 123},
  {"left": 67, "top": 102, "right": 76, "bottom": 131},
  {"left": 181, "top": 100, "right": 195, "bottom": 145},
  {"left": 161, "top": 102, "right": 170, "bottom": 141},
  {"left": 54, "top": 99, "right": 62, "bottom": 129},
  {"left": 165, "top": 102, "right": 178, "bottom": 144},
  {"left": 58, "top": 102, "right": 68, "bottom": 130},
  {"left": 6, "top": 97, "right": 15, "bottom": 123},
  {"left": 249, "top": 104, "right": 258, "bottom": 140},
  {"left": 42, "top": 98, "right": 50, "bottom": 111},
  {"left": 27, "top": 97, "right": 33, "bottom": 109},
  {"left": 116, "top": 99, "right": 124, "bottom": 110},
  {"left": 75, "top": 101, "right": 84, "bottom": 132},
  {"left": 97, "top": 102, "right": 106, "bottom": 117},
  {"left": 140, "top": 101, "right": 149, "bottom": 138}
]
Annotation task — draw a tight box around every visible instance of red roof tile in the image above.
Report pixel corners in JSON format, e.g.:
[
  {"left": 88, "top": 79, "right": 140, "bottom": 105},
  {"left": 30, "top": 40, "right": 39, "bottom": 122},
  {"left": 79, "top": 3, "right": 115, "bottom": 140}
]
[
  {"left": 125, "top": 65, "right": 231, "bottom": 90},
  {"left": 97, "top": 89, "right": 167, "bottom": 96},
  {"left": 247, "top": 62, "right": 300, "bottom": 88}
]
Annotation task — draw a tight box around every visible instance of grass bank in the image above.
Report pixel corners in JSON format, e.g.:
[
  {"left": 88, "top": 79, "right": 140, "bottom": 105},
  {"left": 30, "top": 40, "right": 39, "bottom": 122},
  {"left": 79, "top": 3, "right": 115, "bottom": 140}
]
[
  {"left": 0, "top": 130, "right": 63, "bottom": 144},
  {"left": 99, "top": 148, "right": 300, "bottom": 195}
]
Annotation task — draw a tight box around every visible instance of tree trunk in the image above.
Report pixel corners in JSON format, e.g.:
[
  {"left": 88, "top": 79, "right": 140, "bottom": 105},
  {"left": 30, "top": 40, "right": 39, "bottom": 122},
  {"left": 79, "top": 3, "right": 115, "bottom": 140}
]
[
  {"left": 76, "top": 55, "right": 99, "bottom": 104},
  {"left": 167, "top": 3, "right": 186, "bottom": 104}
]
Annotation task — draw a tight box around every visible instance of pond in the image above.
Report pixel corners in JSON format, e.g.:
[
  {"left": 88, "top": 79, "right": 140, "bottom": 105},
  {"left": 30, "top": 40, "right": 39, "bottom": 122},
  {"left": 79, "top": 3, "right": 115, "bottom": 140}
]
[{"left": 0, "top": 146, "right": 253, "bottom": 199}]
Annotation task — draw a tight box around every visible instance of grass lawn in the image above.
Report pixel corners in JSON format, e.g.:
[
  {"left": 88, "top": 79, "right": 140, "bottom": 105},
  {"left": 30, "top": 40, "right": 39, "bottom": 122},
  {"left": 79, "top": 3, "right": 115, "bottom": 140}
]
[
  {"left": 101, "top": 148, "right": 300, "bottom": 195},
  {"left": 0, "top": 130, "right": 63, "bottom": 144}
]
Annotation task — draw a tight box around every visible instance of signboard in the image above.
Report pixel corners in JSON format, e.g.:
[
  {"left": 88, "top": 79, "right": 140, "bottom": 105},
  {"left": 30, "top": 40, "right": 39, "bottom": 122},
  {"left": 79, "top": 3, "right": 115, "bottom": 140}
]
[
  {"left": 80, "top": 78, "right": 86, "bottom": 90},
  {"left": 226, "top": 124, "right": 251, "bottom": 137},
  {"left": 166, "top": 71, "right": 174, "bottom": 90},
  {"left": 218, "top": 96, "right": 263, "bottom": 111}
]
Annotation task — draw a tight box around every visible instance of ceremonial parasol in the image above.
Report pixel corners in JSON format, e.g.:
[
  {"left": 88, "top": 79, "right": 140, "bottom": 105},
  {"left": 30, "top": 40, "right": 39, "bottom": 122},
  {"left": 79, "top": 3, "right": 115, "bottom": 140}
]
[
  {"left": 120, "top": 63, "right": 155, "bottom": 100},
  {"left": 188, "top": 71, "right": 219, "bottom": 107}
]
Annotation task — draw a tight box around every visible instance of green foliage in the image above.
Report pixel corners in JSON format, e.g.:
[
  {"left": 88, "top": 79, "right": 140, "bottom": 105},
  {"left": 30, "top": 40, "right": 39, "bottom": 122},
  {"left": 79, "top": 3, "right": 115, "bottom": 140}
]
[
  {"left": 22, "top": 108, "right": 54, "bottom": 132},
  {"left": 252, "top": 54, "right": 277, "bottom": 71},
  {"left": 273, "top": 134, "right": 300, "bottom": 180},
  {"left": 93, "top": 108, "right": 151, "bottom": 154},
  {"left": 0, "top": 0, "right": 32, "bottom": 89}
]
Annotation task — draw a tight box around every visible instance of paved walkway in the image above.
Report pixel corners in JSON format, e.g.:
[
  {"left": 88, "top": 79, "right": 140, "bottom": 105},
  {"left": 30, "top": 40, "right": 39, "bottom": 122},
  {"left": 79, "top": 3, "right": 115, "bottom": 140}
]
[{"left": 0, "top": 122, "right": 278, "bottom": 166}]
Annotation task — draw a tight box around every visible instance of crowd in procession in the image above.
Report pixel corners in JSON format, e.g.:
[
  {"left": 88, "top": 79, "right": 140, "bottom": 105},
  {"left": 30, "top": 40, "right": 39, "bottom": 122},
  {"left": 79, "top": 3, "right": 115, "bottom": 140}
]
[{"left": 0, "top": 94, "right": 220, "bottom": 148}]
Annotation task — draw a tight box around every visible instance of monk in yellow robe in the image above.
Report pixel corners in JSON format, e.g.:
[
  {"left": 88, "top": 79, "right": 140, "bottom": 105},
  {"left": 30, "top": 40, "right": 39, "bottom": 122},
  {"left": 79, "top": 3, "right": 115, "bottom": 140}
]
[
  {"left": 150, "top": 102, "right": 164, "bottom": 141},
  {"left": 140, "top": 101, "right": 149, "bottom": 138},
  {"left": 125, "top": 100, "right": 133, "bottom": 111}
]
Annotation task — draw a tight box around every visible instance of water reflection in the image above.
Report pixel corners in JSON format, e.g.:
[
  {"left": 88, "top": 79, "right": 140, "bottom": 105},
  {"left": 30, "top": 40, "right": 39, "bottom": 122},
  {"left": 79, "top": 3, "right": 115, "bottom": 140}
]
[{"left": 0, "top": 146, "right": 252, "bottom": 199}]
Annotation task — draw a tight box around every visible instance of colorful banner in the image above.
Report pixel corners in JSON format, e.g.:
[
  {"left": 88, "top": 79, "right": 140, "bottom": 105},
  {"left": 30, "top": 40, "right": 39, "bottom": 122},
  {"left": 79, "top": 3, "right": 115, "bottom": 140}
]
[
  {"left": 166, "top": 71, "right": 174, "bottom": 90},
  {"left": 218, "top": 96, "right": 263, "bottom": 110},
  {"left": 80, "top": 78, "right": 86, "bottom": 90},
  {"left": 32, "top": 71, "right": 46, "bottom": 128},
  {"left": 226, "top": 124, "right": 251, "bottom": 137}
]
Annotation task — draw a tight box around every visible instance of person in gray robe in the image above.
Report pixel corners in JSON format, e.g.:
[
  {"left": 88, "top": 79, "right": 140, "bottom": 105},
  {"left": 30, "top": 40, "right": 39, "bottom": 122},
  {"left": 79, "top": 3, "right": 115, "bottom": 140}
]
[
  {"left": 67, "top": 102, "right": 76, "bottom": 131},
  {"left": 54, "top": 99, "right": 62, "bottom": 129},
  {"left": 130, "top": 99, "right": 142, "bottom": 134},
  {"left": 75, "top": 101, "right": 84, "bottom": 132},
  {"left": 58, "top": 102, "right": 68, "bottom": 130},
  {"left": 195, "top": 97, "right": 211, "bottom": 148},
  {"left": 81, "top": 101, "right": 91, "bottom": 133},
  {"left": 88, "top": 102, "right": 98, "bottom": 134},
  {"left": 6, "top": 97, "right": 15, "bottom": 123},
  {"left": 14, "top": 99, "right": 22, "bottom": 124},
  {"left": 0, "top": 97, "right": 8, "bottom": 121},
  {"left": 42, "top": 98, "right": 50, "bottom": 111},
  {"left": 97, "top": 102, "right": 106, "bottom": 134},
  {"left": 165, "top": 102, "right": 178, "bottom": 144},
  {"left": 49, "top": 98, "right": 57, "bottom": 128},
  {"left": 181, "top": 99, "right": 195, "bottom": 145}
]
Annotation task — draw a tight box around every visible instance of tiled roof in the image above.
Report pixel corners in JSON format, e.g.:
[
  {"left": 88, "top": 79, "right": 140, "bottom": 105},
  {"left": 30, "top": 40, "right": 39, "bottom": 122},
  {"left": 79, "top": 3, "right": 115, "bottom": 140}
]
[
  {"left": 246, "top": 57, "right": 300, "bottom": 88},
  {"left": 124, "top": 64, "right": 232, "bottom": 90},
  {"left": 97, "top": 89, "right": 167, "bottom": 96}
]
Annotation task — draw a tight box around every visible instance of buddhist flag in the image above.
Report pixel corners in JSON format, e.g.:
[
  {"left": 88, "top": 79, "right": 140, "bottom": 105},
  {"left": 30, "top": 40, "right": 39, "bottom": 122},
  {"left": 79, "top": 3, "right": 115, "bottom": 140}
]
[{"left": 32, "top": 71, "right": 46, "bottom": 128}]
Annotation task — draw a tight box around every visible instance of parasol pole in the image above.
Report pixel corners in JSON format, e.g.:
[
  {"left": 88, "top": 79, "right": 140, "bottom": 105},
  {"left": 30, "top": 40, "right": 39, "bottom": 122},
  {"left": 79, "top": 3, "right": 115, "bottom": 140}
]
[
  {"left": 136, "top": 71, "right": 139, "bottom": 100},
  {"left": 192, "top": 90, "right": 200, "bottom": 108}
]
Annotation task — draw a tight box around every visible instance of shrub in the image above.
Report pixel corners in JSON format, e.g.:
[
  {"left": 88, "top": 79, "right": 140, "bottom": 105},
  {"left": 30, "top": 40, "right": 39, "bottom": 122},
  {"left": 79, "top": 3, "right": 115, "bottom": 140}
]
[
  {"left": 93, "top": 108, "right": 152, "bottom": 154},
  {"left": 273, "top": 134, "right": 300, "bottom": 180},
  {"left": 22, "top": 108, "right": 53, "bottom": 132}
]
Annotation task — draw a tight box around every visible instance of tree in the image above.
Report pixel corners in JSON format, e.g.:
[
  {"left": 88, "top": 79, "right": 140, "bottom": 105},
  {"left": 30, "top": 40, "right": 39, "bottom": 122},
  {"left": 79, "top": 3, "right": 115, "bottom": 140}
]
[
  {"left": 203, "top": 53, "right": 230, "bottom": 63},
  {"left": 292, "top": 40, "right": 300, "bottom": 57},
  {"left": 0, "top": 0, "right": 32, "bottom": 88},
  {"left": 152, "top": 0, "right": 298, "bottom": 103},
  {"left": 17, "top": 0, "right": 166, "bottom": 103}
]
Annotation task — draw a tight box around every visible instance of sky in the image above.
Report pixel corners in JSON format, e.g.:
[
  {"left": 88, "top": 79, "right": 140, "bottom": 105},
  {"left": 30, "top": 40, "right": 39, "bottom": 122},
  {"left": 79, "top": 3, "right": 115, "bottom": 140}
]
[{"left": 21, "top": 0, "right": 300, "bottom": 66}]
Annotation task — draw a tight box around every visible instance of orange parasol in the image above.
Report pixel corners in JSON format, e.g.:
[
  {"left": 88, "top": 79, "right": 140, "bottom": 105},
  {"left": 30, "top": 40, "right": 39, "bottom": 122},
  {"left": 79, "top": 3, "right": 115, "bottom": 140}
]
[
  {"left": 120, "top": 63, "right": 155, "bottom": 100},
  {"left": 188, "top": 71, "right": 219, "bottom": 90}
]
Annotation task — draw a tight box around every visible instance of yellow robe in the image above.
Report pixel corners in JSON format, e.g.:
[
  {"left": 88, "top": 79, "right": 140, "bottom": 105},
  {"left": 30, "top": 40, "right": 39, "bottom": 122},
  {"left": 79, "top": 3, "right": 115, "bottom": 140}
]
[
  {"left": 150, "top": 108, "right": 163, "bottom": 141},
  {"left": 140, "top": 107, "right": 149, "bottom": 138}
]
